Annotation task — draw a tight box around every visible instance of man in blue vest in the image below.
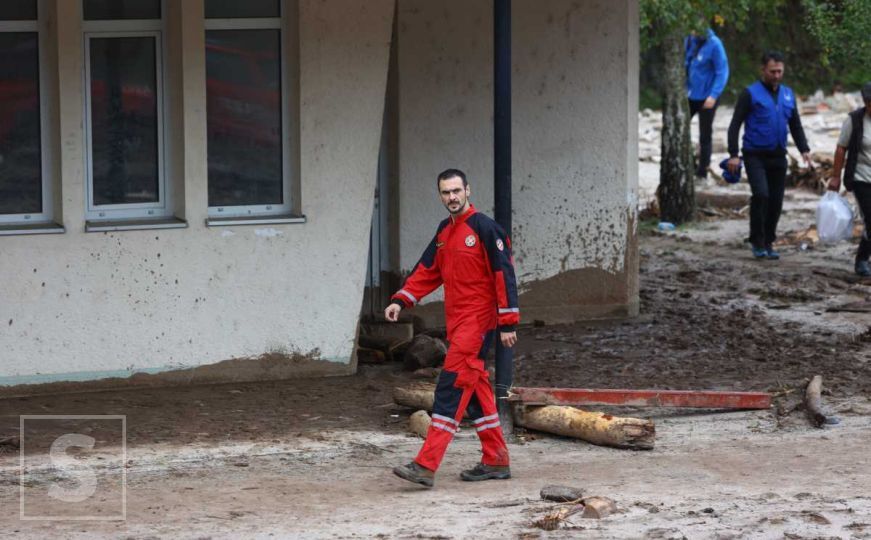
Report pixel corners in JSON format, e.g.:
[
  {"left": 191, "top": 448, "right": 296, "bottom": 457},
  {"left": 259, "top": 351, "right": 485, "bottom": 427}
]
[
  {"left": 685, "top": 24, "right": 729, "bottom": 180},
  {"left": 727, "top": 50, "right": 813, "bottom": 259}
]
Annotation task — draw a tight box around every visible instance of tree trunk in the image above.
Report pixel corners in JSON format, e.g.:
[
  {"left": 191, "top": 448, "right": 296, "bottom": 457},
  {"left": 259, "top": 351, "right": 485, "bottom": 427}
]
[
  {"left": 657, "top": 29, "right": 695, "bottom": 224},
  {"left": 513, "top": 405, "right": 655, "bottom": 450}
]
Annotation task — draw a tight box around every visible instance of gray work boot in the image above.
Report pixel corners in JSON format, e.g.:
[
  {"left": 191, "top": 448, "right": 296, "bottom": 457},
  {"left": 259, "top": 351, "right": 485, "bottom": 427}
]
[
  {"left": 856, "top": 260, "right": 871, "bottom": 277},
  {"left": 460, "top": 463, "right": 511, "bottom": 481},
  {"left": 393, "top": 461, "right": 434, "bottom": 488}
]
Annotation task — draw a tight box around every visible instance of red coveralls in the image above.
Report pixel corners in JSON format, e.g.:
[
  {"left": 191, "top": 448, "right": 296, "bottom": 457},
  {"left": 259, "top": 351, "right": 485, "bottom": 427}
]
[{"left": 390, "top": 205, "right": 520, "bottom": 472}]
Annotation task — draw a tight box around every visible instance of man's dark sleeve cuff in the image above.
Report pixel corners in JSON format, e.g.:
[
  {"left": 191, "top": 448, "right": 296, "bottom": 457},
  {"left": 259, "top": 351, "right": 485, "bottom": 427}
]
[
  {"left": 498, "top": 325, "right": 516, "bottom": 333},
  {"left": 390, "top": 299, "right": 406, "bottom": 309}
]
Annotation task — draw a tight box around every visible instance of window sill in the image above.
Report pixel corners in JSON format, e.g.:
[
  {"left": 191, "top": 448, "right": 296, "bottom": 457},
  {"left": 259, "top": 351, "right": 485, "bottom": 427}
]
[
  {"left": 85, "top": 217, "right": 188, "bottom": 232},
  {"left": 206, "top": 214, "right": 306, "bottom": 227},
  {"left": 0, "top": 222, "right": 65, "bottom": 236}
]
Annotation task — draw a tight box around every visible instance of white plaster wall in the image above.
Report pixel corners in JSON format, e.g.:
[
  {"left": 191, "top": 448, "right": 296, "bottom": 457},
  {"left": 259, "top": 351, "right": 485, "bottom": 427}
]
[
  {"left": 397, "top": 0, "right": 495, "bottom": 278},
  {"left": 512, "top": 0, "right": 638, "bottom": 281},
  {"left": 0, "top": 0, "right": 395, "bottom": 379},
  {"left": 397, "top": 0, "right": 638, "bottom": 312}
]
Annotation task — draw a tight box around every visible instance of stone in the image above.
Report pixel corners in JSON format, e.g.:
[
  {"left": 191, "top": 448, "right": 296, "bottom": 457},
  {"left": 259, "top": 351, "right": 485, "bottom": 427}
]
[
  {"left": 408, "top": 410, "right": 431, "bottom": 438},
  {"left": 403, "top": 335, "right": 447, "bottom": 371},
  {"left": 540, "top": 485, "right": 585, "bottom": 502}
]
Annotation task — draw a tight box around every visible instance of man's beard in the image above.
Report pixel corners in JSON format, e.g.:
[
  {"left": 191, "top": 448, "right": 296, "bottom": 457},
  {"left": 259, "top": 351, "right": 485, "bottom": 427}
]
[{"left": 446, "top": 199, "right": 467, "bottom": 215}]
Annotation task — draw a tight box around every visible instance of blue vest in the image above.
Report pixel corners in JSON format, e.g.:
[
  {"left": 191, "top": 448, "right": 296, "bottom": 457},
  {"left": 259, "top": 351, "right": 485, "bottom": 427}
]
[{"left": 742, "top": 81, "right": 795, "bottom": 152}]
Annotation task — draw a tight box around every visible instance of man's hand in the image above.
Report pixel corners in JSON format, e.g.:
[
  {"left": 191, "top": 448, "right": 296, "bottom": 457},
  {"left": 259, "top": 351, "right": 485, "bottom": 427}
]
[
  {"left": 727, "top": 156, "right": 741, "bottom": 175},
  {"left": 827, "top": 176, "right": 841, "bottom": 192},
  {"left": 702, "top": 96, "right": 717, "bottom": 109},
  {"left": 384, "top": 303, "right": 401, "bottom": 322},
  {"left": 802, "top": 152, "right": 815, "bottom": 170},
  {"left": 500, "top": 331, "right": 517, "bottom": 348}
]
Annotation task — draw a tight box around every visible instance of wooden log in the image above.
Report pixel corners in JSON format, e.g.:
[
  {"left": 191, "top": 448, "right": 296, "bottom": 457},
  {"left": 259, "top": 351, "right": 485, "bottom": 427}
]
[
  {"left": 581, "top": 496, "right": 618, "bottom": 519},
  {"left": 393, "top": 383, "right": 435, "bottom": 411},
  {"left": 514, "top": 405, "right": 655, "bottom": 450},
  {"left": 805, "top": 375, "right": 827, "bottom": 428}
]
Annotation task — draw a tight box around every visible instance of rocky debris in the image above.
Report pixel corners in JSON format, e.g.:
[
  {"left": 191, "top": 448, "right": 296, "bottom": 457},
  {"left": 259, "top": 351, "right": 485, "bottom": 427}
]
[
  {"left": 408, "top": 410, "right": 431, "bottom": 438},
  {"left": 532, "top": 504, "right": 583, "bottom": 531},
  {"left": 540, "top": 485, "right": 585, "bottom": 502},
  {"left": 402, "top": 335, "right": 447, "bottom": 371},
  {"left": 532, "top": 494, "right": 619, "bottom": 530}
]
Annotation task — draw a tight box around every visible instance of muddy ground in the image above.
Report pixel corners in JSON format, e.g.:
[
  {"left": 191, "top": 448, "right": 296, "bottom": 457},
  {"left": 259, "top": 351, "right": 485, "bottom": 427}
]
[{"left": 1, "top": 185, "right": 871, "bottom": 538}]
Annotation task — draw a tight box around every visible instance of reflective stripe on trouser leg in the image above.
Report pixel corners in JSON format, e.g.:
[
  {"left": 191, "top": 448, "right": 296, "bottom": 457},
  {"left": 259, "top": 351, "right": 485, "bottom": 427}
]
[
  {"left": 414, "top": 370, "right": 476, "bottom": 472},
  {"left": 468, "top": 376, "right": 510, "bottom": 467}
]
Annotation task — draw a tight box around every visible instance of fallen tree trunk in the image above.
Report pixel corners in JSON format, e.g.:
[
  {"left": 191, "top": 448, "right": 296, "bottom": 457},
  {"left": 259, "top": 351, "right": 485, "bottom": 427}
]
[
  {"left": 805, "top": 375, "right": 827, "bottom": 428},
  {"left": 393, "top": 383, "right": 436, "bottom": 411},
  {"left": 393, "top": 383, "right": 655, "bottom": 449},
  {"left": 514, "top": 405, "right": 655, "bottom": 450}
]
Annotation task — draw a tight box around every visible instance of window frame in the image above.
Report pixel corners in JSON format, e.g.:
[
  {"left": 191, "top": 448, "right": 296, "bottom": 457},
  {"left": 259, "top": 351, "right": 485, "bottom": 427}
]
[
  {"left": 0, "top": 1, "right": 55, "bottom": 226},
  {"left": 82, "top": 1, "right": 170, "bottom": 222},
  {"left": 204, "top": 4, "right": 293, "bottom": 219}
]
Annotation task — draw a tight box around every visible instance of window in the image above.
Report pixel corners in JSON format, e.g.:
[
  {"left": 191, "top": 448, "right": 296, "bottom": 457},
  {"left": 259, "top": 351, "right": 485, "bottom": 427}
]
[
  {"left": 205, "top": 0, "right": 295, "bottom": 220},
  {"left": 0, "top": 0, "right": 55, "bottom": 228},
  {"left": 83, "top": 0, "right": 170, "bottom": 223}
]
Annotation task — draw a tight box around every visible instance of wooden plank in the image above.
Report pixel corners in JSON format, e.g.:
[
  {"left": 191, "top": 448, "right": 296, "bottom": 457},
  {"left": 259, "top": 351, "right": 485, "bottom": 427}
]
[{"left": 510, "top": 387, "right": 771, "bottom": 410}]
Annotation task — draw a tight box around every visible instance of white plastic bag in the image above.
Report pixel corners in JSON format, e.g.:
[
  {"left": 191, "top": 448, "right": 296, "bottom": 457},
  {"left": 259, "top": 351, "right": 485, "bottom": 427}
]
[{"left": 816, "top": 191, "right": 854, "bottom": 243}]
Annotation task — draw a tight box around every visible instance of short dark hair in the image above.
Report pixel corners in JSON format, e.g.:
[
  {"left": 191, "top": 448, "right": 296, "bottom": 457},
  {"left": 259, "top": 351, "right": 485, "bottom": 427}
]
[
  {"left": 862, "top": 82, "right": 871, "bottom": 103},
  {"left": 437, "top": 168, "right": 468, "bottom": 187},
  {"left": 760, "top": 50, "right": 785, "bottom": 65}
]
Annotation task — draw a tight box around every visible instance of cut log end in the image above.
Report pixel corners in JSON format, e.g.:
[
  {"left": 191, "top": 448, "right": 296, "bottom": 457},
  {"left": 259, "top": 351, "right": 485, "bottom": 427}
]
[{"left": 805, "top": 375, "right": 827, "bottom": 428}]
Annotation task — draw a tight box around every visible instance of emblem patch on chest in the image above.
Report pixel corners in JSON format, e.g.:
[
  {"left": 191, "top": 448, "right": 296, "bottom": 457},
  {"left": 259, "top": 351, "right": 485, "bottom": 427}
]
[
  {"left": 496, "top": 239, "right": 504, "bottom": 251},
  {"left": 465, "top": 235, "right": 476, "bottom": 247}
]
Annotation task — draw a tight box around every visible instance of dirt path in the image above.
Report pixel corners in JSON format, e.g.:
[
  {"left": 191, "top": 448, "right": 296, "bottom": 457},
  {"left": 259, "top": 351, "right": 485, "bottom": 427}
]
[{"left": 1, "top": 197, "right": 870, "bottom": 538}]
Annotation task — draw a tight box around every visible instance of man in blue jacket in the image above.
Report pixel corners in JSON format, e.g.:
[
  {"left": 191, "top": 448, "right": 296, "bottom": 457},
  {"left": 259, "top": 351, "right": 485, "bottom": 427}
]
[
  {"left": 727, "top": 50, "right": 813, "bottom": 260},
  {"left": 685, "top": 25, "right": 729, "bottom": 179}
]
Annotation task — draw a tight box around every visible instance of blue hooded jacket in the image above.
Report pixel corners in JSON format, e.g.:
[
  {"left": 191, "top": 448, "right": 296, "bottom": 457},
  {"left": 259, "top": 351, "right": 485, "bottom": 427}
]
[{"left": 684, "top": 29, "right": 729, "bottom": 101}]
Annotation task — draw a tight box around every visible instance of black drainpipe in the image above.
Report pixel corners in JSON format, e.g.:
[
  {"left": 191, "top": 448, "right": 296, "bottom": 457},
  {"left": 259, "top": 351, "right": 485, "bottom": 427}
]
[{"left": 493, "top": 0, "right": 513, "bottom": 434}]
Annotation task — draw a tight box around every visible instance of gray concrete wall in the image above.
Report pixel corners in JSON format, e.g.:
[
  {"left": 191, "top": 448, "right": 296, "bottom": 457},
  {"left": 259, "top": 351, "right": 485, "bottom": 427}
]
[
  {"left": 0, "top": 0, "right": 395, "bottom": 383},
  {"left": 397, "top": 0, "right": 639, "bottom": 324}
]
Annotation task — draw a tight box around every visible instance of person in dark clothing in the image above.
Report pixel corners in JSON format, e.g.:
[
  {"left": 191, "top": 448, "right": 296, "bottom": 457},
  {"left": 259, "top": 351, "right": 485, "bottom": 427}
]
[
  {"left": 685, "top": 26, "right": 729, "bottom": 179},
  {"left": 727, "top": 50, "right": 813, "bottom": 259},
  {"left": 827, "top": 82, "right": 871, "bottom": 277}
]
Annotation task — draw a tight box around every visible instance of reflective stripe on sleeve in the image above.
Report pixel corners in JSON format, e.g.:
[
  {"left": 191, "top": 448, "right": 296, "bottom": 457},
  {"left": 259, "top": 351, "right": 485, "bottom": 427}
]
[
  {"left": 498, "top": 307, "right": 519, "bottom": 314},
  {"left": 398, "top": 289, "right": 418, "bottom": 304}
]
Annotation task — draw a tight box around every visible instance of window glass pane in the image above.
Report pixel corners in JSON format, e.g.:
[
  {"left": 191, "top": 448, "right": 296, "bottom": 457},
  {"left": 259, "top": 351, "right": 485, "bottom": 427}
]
[
  {"left": 89, "top": 37, "right": 159, "bottom": 206},
  {"left": 205, "top": 0, "right": 280, "bottom": 19},
  {"left": 0, "top": 1, "right": 38, "bottom": 20},
  {"left": 0, "top": 32, "right": 41, "bottom": 215},
  {"left": 206, "top": 30, "right": 283, "bottom": 207},
  {"left": 84, "top": 0, "right": 160, "bottom": 20}
]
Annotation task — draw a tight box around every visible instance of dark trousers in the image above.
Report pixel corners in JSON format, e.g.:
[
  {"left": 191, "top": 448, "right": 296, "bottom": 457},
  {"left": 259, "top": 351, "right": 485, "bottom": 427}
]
[
  {"left": 689, "top": 99, "right": 718, "bottom": 178},
  {"left": 745, "top": 154, "right": 787, "bottom": 248},
  {"left": 854, "top": 182, "right": 871, "bottom": 262}
]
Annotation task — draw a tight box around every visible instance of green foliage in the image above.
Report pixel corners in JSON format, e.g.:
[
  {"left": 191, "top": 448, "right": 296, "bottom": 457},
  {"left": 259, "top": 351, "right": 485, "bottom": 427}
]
[
  {"left": 641, "top": 0, "right": 782, "bottom": 50},
  {"left": 641, "top": 0, "right": 871, "bottom": 105},
  {"left": 802, "top": 0, "right": 871, "bottom": 67}
]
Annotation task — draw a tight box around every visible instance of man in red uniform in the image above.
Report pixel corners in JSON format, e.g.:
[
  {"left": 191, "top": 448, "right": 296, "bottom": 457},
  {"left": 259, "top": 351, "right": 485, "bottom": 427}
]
[{"left": 386, "top": 168, "right": 520, "bottom": 488}]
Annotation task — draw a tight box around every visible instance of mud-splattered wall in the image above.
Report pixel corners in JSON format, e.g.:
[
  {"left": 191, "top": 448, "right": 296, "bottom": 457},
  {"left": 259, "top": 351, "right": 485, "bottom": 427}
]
[
  {"left": 0, "top": 0, "right": 395, "bottom": 383},
  {"left": 397, "top": 0, "right": 639, "bottom": 323}
]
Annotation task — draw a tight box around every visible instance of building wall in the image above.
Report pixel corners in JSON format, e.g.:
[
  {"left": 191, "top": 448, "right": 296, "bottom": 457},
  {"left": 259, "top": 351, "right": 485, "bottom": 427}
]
[
  {"left": 0, "top": 0, "right": 395, "bottom": 384},
  {"left": 397, "top": 0, "right": 639, "bottom": 324}
]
